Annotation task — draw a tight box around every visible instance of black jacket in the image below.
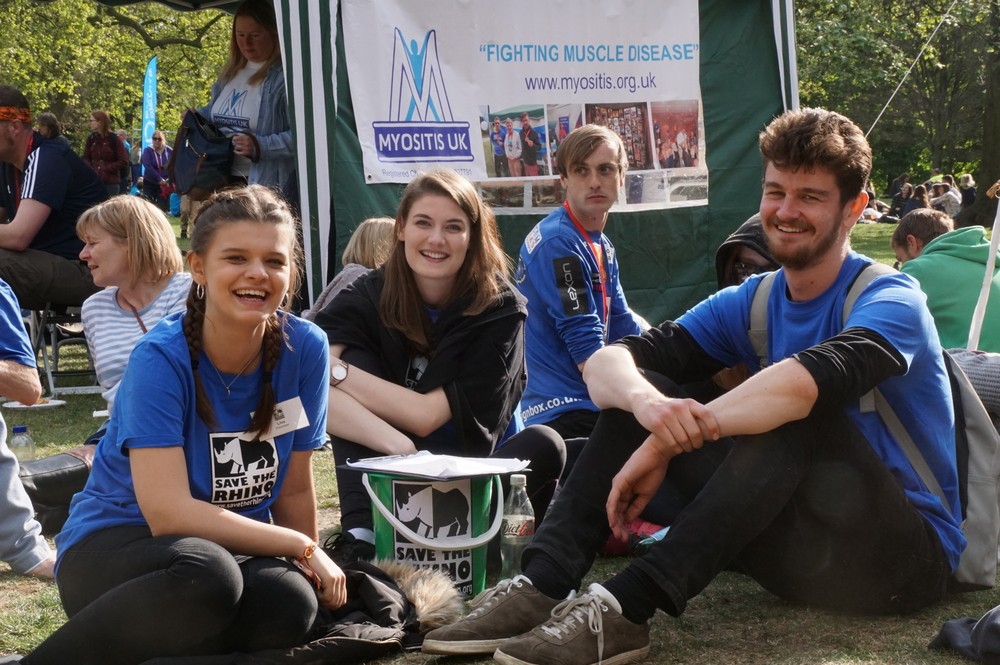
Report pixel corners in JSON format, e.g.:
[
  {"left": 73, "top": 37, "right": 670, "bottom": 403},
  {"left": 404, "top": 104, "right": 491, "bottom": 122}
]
[{"left": 313, "top": 269, "right": 527, "bottom": 456}]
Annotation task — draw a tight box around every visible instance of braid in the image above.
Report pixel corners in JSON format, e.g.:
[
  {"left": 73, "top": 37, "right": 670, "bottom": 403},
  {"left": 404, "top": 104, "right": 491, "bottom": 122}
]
[
  {"left": 183, "top": 286, "right": 218, "bottom": 429},
  {"left": 248, "top": 313, "right": 284, "bottom": 439}
]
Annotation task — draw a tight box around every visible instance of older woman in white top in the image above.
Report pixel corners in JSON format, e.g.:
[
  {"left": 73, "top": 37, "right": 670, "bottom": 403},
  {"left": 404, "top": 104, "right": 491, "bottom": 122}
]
[{"left": 78, "top": 196, "right": 191, "bottom": 413}]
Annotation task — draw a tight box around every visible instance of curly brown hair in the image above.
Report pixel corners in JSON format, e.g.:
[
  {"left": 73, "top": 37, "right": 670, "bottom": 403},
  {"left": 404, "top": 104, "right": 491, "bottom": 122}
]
[{"left": 758, "top": 108, "right": 871, "bottom": 206}]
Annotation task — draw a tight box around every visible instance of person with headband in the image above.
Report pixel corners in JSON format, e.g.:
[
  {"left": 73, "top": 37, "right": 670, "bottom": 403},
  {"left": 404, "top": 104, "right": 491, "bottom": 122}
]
[{"left": 0, "top": 86, "right": 105, "bottom": 311}]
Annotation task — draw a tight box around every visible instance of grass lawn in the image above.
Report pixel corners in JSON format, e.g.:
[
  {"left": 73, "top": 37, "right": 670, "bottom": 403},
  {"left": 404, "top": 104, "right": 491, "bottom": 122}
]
[{"left": 1, "top": 222, "right": 990, "bottom": 663}]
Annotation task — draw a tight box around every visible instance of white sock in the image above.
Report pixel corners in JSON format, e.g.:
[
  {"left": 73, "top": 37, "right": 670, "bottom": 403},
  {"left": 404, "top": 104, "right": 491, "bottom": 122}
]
[
  {"left": 348, "top": 528, "right": 375, "bottom": 544},
  {"left": 588, "top": 583, "right": 622, "bottom": 614}
]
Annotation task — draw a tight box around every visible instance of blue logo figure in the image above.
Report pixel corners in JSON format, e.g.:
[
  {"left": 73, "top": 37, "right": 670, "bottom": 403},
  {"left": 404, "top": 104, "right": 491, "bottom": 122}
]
[{"left": 373, "top": 28, "right": 473, "bottom": 163}]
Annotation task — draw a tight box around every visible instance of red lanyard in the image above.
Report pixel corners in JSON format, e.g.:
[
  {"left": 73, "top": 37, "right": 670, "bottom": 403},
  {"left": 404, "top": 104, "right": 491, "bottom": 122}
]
[
  {"left": 13, "top": 134, "right": 33, "bottom": 210},
  {"left": 563, "top": 202, "right": 610, "bottom": 334}
]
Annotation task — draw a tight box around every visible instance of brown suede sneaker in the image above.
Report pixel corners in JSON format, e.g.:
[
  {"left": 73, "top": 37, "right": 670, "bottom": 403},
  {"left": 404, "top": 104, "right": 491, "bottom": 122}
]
[
  {"left": 421, "top": 576, "right": 564, "bottom": 655},
  {"left": 493, "top": 584, "right": 650, "bottom": 665}
]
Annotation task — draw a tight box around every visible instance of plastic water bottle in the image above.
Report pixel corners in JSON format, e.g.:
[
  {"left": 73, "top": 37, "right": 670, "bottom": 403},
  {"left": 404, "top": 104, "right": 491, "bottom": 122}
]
[
  {"left": 500, "top": 473, "right": 535, "bottom": 579},
  {"left": 9, "top": 425, "right": 35, "bottom": 462}
]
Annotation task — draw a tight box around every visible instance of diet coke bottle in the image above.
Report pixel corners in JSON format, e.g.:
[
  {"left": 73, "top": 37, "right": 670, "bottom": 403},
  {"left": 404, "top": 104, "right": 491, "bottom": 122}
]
[{"left": 500, "top": 473, "right": 535, "bottom": 579}]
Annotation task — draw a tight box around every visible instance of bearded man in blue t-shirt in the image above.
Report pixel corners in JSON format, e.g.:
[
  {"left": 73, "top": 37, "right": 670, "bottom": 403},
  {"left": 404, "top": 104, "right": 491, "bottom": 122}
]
[{"left": 423, "top": 108, "right": 962, "bottom": 665}]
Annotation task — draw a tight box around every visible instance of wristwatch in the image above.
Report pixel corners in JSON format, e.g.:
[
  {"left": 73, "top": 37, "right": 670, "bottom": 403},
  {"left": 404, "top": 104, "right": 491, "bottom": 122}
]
[{"left": 330, "top": 360, "right": 349, "bottom": 387}]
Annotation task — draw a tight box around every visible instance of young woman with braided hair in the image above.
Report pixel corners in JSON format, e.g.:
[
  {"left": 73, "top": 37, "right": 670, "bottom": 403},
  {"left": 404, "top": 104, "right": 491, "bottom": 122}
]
[{"left": 9, "top": 186, "right": 344, "bottom": 665}]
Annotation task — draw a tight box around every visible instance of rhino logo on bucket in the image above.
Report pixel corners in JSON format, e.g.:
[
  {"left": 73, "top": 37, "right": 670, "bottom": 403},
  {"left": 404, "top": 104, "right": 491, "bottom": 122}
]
[{"left": 394, "top": 484, "right": 470, "bottom": 538}]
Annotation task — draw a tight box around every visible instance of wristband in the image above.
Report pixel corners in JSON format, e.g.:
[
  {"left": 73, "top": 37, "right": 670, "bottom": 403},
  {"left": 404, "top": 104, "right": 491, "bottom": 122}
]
[{"left": 302, "top": 542, "right": 317, "bottom": 561}]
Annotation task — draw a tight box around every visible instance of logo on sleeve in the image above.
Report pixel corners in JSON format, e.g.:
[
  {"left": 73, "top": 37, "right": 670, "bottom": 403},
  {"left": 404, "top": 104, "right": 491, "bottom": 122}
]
[
  {"left": 524, "top": 224, "right": 543, "bottom": 254},
  {"left": 514, "top": 256, "right": 527, "bottom": 284},
  {"left": 211, "top": 433, "right": 278, "bottom": 509},
  {"left": 553, "top": 255, "right": 587, "bottom": 317}
]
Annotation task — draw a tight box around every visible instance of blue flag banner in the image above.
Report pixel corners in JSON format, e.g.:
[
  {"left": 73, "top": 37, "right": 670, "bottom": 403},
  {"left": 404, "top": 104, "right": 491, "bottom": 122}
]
[{"left": 141, "top": 56, "right": 158, "bottom": 174}]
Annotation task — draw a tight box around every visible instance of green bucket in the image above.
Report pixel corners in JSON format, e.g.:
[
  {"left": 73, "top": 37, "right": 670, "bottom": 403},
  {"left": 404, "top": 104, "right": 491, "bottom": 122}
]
[{"left": 363, "top": 472, "right": 502, "bottom": 597}]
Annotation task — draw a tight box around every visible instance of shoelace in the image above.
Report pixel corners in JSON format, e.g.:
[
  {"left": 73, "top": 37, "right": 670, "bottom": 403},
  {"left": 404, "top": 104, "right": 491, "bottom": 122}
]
[
  {"left": 466, "top": 575, "right": 528, "bottom": 617},
  {"left": 541, "top": 594, "right": 607, "bottom": 663}
]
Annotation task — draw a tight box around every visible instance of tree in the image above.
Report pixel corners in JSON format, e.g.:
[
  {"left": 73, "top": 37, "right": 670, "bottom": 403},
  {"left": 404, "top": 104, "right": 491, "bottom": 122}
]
[
  {"left": 0, "top": 0, "right": 229, "bottom": 149},
  {"left": 957, "top": 0, "right": 1000, "bottom": 228},
  {"left": 795, "top": 0, "right": 990, "bottom": 192}
]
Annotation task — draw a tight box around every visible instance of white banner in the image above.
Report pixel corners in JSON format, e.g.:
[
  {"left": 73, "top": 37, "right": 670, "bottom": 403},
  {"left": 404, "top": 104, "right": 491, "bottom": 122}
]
[{"left": 342, "top": 0, "right": 707, "bottom": 213}]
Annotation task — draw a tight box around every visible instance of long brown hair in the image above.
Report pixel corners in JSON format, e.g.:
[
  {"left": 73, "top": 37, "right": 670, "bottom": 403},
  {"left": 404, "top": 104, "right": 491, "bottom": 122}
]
[
  {"left": 184, "top": 185, "right": 302, "bottom": 439},
  {"left": 91, "top": 110, "right": 111, "bottom": 137},
  {"left": 219, "top": 0, "right": 281, "bottom": 86},
  {"left": 380, "top": 169, "right": 509, "bottom": 354}
]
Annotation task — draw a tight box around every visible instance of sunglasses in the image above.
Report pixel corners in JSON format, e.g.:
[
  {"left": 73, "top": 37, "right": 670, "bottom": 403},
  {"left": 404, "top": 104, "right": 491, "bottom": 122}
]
[{"left": 733, "top": 261, "right": 769, "bottom": 282}]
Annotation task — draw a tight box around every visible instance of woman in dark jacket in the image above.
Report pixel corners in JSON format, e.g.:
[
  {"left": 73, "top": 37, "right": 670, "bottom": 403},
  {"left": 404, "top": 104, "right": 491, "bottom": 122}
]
[
  {"left": 889, "top": 182, "right": 914, "bottom": 218},
  {"left": 37, "top": 112, "right": 71, "bottom": 149},
  {"left": 140, "top": 130, "right": 172, "bottom": 211},
  {"left": 314, "top": 169, "right": 564, "bottom": 564},
  {"left": 902, "top": 183, "right": 931, "bottom": 217},
  {"left": 82, "top": 110, "right": 128, "bottom": 198}
]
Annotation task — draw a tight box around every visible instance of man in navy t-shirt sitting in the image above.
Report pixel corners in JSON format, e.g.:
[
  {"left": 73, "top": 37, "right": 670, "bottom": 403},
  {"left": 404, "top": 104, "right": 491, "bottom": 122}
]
[{"left": 0, "top": 86, "right": 105, "bottom": 310}]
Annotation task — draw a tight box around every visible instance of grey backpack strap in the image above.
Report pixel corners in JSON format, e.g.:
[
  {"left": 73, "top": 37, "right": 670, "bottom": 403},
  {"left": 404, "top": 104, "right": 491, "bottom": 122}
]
[
  {"left": 873, "top": 388, "right": 949, "bottom": 511},
  {"left": 844, "top": 262, "right": 896, "bottom": 414},
  {"left": 853, "top": 263, "right": 952, "bottom": 516},
  {"left": 841, "top": 262, "right": 896, "bottom": 325},
  {"left": 748, "top": 272, "right": 778, "bottom": 370}
]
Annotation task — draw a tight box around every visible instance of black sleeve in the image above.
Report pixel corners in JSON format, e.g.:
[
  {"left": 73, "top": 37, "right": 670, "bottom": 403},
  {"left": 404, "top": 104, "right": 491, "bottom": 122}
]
[
  {"left": 311, "top": 274, "right": 381, "bottom": 353},
  {"left": 615, "top": 320, "right": 727, "bottom": 383},
  {"left": 792, "top": 326, "right": 906, "bottom": 412}
]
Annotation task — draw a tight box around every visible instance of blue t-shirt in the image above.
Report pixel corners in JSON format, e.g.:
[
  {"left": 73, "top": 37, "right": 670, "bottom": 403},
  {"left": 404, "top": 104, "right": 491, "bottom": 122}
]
[
  {"left": 514, "top": 205, "right": 643, "bottom": 426},
  {"left": 56, "top": 312, "right": 330, "bottom": 560},
  {"left": 490, "top": 126, "right": 507, "bottom": 157},
  {"left": 0, "top": 132, "right": 106, "bottom": 259},
  {"left": 677, "top": 252, "right": 966, "bottom": 570},
  {"left": 0, "top": 279, "right": 34, "bottom": 366}
]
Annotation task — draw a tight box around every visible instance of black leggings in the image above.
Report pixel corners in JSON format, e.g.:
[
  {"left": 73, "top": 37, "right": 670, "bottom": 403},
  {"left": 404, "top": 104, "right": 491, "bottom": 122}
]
[{"left": 24, "top": 526, "right": 317, "bottom": 665}]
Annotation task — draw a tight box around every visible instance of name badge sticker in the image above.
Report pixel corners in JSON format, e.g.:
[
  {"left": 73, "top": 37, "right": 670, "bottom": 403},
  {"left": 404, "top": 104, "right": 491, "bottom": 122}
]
[{"left": 256, "top": 397, "right": 309, "bottom": 440}]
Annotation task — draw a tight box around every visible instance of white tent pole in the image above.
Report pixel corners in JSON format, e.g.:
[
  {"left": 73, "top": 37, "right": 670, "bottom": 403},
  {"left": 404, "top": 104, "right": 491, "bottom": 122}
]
[{"left": 967, "top": 180, "right": 1000, "bottom": 350}]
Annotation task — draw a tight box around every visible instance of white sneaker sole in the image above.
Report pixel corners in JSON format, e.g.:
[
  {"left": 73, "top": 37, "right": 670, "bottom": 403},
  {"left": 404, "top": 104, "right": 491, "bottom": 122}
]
[
  {"left": 422, "top": 637, "right": 506, "bottom": 655},
  {"left": 494, "top": 644, "right": 651, "bottom": 665}
]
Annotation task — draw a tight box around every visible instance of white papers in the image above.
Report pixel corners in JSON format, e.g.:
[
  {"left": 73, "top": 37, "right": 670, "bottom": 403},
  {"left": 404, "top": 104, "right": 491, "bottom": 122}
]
[{"left": 345, "top": 450, "right": 529, "bottom": 479}]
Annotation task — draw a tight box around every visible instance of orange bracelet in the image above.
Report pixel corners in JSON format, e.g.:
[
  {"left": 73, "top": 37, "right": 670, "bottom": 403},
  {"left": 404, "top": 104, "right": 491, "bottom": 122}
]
[{"left": 302, "top": 542, "right": 317, "bottom": 560}]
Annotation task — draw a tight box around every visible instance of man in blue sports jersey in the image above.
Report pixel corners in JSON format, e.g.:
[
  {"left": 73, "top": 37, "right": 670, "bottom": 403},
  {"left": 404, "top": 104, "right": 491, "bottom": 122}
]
[
  {"left": 513, "top": 124, "right": 646, "bottom": 444},
  {"left": 424, "top": 108, "right": 961, "bottom": 665},
  {"left": 0, "top": 86, "right": 104, "bottom": 310}
]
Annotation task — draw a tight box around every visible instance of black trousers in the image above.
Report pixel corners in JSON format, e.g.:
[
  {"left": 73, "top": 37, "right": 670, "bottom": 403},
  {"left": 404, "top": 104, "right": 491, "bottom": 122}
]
[
  {"left": 524, "top": 373, "right": 952, "bottom": 616},
  {"left": 25, "top": 526, "right": 317, "bottom": 665}
]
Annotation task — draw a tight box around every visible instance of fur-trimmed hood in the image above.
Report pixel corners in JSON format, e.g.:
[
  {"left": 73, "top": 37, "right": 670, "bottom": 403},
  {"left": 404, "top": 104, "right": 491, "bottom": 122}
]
[{"left": 142, "top": 559, "right": 464, "bottom": 665}]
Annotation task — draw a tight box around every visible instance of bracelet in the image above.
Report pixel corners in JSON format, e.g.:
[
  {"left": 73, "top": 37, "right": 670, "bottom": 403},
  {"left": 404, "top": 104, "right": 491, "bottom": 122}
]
[{"left": 302, "top": 542, "right": 317, "bottom": 561}]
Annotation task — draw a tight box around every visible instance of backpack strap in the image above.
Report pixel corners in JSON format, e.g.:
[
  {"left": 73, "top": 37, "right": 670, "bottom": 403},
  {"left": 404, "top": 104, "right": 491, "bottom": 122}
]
[
  {"left": 748, "top": 261, "right": 894, "bottom": 372},
  {"left": 748, "top": 272, "right": 778, "bottom": 370},
  {"left": 845, "top": 263, "right": 895, "bottom": 413},
  {"left": 845, "top": 263, "right": 954, "bottom": 517},
  {"left": 873, "top": 388, "right": 948, "bottom": 510},
  {"left": 746, "top": 262, "right": 945, "bottom": 500}
]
